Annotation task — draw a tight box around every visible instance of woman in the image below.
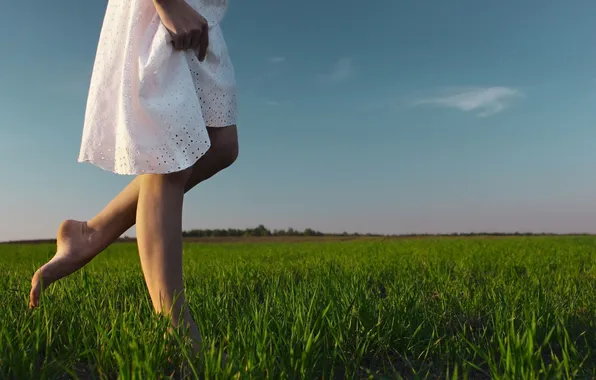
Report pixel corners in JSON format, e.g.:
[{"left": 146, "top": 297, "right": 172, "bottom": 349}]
[{"left": 29, "top": 0, "right": 238, "bottom": 354}]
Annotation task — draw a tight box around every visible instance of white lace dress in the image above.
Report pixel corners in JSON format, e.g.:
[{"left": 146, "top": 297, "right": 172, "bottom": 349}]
[{"left": 78, "top": 0, "right": 236, "bottom": 175}]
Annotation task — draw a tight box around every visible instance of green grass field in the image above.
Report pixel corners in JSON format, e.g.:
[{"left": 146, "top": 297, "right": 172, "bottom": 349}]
[{"left": 1, "top": 237, "right": 595, "bottom": 379}]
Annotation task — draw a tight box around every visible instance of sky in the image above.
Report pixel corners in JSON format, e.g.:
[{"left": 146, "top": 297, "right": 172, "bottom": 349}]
[{"left": 1, "top": 0, "right": 595, "bottom": 241}]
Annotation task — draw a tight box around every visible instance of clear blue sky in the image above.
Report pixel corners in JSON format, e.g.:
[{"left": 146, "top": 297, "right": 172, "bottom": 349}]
[{"left": 1, "top": 0, "right": 595, "bottom": 241}]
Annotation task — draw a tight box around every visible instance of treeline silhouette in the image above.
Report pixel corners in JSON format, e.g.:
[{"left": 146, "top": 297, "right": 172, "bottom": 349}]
[
  {"left": 183, "top": 225, "right": 331, "bottom": 237},
  {"left": 181, "top": 225, "right": 593, "bottom": 238},
  {"left": 2, "top": 228, "right": 595, "bottom": 244}
]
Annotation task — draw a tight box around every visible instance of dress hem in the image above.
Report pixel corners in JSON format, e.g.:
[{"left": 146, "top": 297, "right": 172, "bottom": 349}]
[{"left": 77, "top": 144, "right": 210, "bottom": 176}]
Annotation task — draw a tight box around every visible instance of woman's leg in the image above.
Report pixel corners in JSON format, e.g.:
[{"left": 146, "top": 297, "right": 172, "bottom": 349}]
[
  {"left": 136, "top": 167, "right": 202, "bottom": 351},
  {"left": 89, "top": 126, "right": 238, "bottom": 251},
  {"left": 29, "top": 126, "right": 238, "bottom": 308}
]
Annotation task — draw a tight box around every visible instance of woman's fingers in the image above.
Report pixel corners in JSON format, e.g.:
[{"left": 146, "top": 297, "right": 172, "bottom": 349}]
[
  {"left": 171, "top": 34, "right": 182, "bottom": 50},
  {"left": 190, "top": 29, "right": 202, "bottom": 51},
  {"left": 182, "top": 33, "right": 192, "bottom": 50},
  {"left": 156, "top": 0, "right": 209, "bottom": 57},
  {"left": 197, "top": 26, "right": 209, "bottom": 62},
  {"left": 171, "top": 28, "right": 208, "bottom": 61}
]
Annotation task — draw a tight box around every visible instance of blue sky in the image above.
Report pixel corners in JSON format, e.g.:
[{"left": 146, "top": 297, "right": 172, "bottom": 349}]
[{"left": 1, "top": 0, "right": 595, "bottom": 241}]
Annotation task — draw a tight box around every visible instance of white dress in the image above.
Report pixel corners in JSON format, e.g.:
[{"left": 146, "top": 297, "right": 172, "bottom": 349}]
[{"left": 78, "top": 0, "right": 237, "bottom": 175}]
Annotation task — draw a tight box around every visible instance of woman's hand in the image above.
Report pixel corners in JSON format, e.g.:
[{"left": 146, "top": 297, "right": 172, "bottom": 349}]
[{"left": 153, "top": 0, "right": 209, "bottom": 61}]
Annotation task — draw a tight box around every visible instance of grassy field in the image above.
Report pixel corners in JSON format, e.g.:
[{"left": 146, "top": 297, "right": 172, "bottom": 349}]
[{"left": 1, "top": 236, "right": 595, "bottom": 379}]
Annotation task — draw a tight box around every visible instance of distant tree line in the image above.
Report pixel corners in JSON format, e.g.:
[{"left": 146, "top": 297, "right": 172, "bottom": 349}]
[
  {"left": 180, "top": 225, "right": 593, "bottom": 238},
  {"left": 183, "top": 225, "right": 333, "bottom": 238},
  {"left": 2, "top": 229, "right": 594, "bottom": 245}
]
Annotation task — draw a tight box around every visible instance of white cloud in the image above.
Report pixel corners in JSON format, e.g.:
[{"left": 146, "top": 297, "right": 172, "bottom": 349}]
[
  {"left": 412, "top": 87, "right": 524, "bottom": 117},
  {"left": 264, "top": 99, "right": 281, "bottom": 106},
  {"left": 318, "top": 57, "right": 354, "bottom": 84},
  {"left": 268, "top": 56, "right": 286, "bottom": 64}
]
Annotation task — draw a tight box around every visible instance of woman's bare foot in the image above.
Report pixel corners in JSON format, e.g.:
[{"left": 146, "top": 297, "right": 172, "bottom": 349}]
[{"left": 29, "top": 219, "right": 99, "bottom": 308}]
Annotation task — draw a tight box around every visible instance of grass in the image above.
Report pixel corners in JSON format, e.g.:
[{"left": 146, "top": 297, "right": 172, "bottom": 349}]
[{"left": 1, "top": 236, "right": 595, "bottom": 379}]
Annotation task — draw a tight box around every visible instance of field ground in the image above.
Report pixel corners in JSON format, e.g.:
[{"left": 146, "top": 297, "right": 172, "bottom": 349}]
[{"left": 1, "top": 236, "right": 595, "bottom": 379}]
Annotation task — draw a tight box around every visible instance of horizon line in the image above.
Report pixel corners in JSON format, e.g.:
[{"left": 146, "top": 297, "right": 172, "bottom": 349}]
[{"left": 2, "top": 231, "right": 596, "bottom": 245}]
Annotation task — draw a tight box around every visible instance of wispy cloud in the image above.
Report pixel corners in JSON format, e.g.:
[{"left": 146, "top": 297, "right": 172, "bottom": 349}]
[
  {"left": 412, "top": 87, "right": 524, "bottom": 117},
  {"left": 264, "top": 99, "right": 281, "bottom": 106},
  {"left": 247, "top": 57, "right": 288, "bottom": 92},
  {"left": 268, "top": 56, "right": 286, "bottom": 64},
  {"left": 261, "top": 98, "right": 293, "bottom": 107},
  {"left": 318, "top": 57, "right": 355, "bottom": 84}
]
